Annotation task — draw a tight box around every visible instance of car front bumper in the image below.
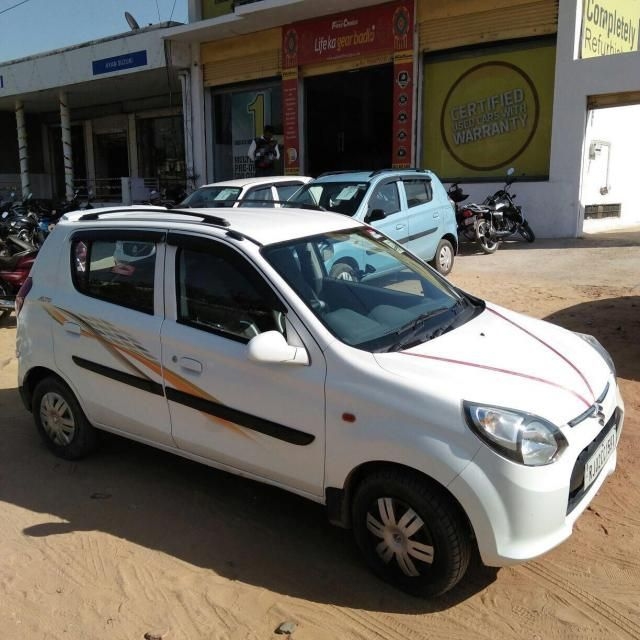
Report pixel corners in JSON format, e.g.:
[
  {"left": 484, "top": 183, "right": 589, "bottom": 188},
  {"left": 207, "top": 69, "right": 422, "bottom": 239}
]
[{"left": 448, "top": 384, "right": 624, "bottom": 567}]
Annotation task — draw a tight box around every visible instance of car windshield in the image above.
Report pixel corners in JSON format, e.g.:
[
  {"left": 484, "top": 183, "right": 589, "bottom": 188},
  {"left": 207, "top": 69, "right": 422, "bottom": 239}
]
[
  {"left": 262, "top": 228, "right": 482, "bottom": 352},
  {"left": 289, "top": 181, "right": 368, "bottom": 217},
  {"left": 179, "top": 186, "right": 243, "bottom": 208}
]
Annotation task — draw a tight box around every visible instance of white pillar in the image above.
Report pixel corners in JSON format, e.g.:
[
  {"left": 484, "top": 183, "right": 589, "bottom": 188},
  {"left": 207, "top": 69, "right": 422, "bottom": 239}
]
[
  {"left": 59, "top": 91, "right": 74, "bottom": 201},
  {"left": 84, "top": 120, "right": 96, "bottom": 196},
  {"left": 127, "top": 113, "right": 138, "bottom": 178},
  {"left": 15, "top": 100, "right": 30, "bottom": 199},
  {"left": 190, "top": 47, "right": 207, "bottom": 187},
  {"left": 179, "top": 69, "right": 195, "bottom": 192}
]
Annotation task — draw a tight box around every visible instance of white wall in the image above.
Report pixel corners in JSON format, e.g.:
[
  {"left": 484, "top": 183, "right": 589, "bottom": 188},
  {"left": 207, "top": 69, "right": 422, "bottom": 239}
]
[
  {"left": 0, "top": 29, "right": 173, "bottom": 97},
  {"left": 581, "top": 105, "right": 640, "bottom": 227},
  {"left": 546, "top": 0, "right": 640, "bottom": 236}
]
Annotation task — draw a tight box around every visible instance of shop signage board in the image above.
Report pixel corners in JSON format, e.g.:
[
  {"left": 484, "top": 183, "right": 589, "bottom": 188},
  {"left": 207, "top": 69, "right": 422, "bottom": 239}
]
[
  {"left": 423, "top": 42, "right": 556, "bottom": 180},
  {"left": 92, "top": 50, "right": 148, "bottom": 76},
  {"left": 282, "top": 1, "right": 414, "bottom": 173},
  {"left": 580, "top": 0, "right": 640, "bottom": 58}
]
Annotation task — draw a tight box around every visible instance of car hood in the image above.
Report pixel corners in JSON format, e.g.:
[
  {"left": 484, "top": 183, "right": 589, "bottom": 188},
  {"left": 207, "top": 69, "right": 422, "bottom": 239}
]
[{"left": 373, "top": 302, "right": 611, "bottom": 426}]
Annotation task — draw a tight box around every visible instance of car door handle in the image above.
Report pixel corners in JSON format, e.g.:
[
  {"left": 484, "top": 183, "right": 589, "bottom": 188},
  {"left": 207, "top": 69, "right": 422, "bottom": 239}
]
[
  {"left": 395, "top": 224, "right": 406, "bottom": 230},
  {"left": 177, "top": 357, "right": 203, "bottom": 374},
  {"left": 63, "top": 321, "right": 82, "bottom": 336}
]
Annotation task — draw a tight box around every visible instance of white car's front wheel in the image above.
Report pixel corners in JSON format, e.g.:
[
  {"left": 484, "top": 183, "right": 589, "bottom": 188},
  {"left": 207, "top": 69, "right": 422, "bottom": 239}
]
[{"left": 351, "top": 469, "right": 471, "bottom": 597}]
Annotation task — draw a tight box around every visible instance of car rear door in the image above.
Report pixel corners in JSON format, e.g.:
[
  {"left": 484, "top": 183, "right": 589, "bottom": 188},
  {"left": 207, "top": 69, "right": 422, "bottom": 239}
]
[
  {"left": 159, "top": 233, "right": 327, "bottom": 496},
  {"left": 50, "top": 228, "right": 173, "bottom": 446},
  {"left": 398, "top": 176, "right": 442, "bottom": 261},
  {"left": 239, "top": 185, "right": 274, "bottom": 208}
]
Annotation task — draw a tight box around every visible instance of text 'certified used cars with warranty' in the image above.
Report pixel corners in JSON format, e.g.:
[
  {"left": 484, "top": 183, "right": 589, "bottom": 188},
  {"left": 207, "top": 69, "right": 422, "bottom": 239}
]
[{"left": 16, "top": 205, "right": 623, "bottom": 596}]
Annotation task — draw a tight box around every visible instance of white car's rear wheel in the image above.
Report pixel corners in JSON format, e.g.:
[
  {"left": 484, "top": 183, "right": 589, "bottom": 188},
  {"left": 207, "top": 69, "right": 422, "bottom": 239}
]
[{"left": 33, "top": 377, "right": 98, "bottom": 459}]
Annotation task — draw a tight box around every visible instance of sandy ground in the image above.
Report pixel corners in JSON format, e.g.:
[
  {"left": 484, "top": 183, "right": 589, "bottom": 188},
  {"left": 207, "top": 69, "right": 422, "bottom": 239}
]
[{"left": 0, "top": 228, "right": 639, "bottom": 640}]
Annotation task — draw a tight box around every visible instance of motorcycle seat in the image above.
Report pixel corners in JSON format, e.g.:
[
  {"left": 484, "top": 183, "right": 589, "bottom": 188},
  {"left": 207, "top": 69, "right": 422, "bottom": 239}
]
[{"left": 0, "top": 249, "right": 36, "bottom": 270}]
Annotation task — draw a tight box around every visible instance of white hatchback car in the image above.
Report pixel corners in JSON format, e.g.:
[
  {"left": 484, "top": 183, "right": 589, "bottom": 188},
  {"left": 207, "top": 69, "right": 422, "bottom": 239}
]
[
  {"left": 178, "top": 176, "right": 312, "bottom": 208},
  {"left": 15, "top": 206, "right": 623, "bottom": 597}
]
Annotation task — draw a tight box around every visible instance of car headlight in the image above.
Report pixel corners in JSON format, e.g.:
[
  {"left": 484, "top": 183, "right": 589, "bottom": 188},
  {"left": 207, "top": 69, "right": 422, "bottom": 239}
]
[
  {"left": 575, "top": 332, "right": 616, "bottom": 378},
  {"left": 463, "top": 402, "right": 568, "bottom": 466}
]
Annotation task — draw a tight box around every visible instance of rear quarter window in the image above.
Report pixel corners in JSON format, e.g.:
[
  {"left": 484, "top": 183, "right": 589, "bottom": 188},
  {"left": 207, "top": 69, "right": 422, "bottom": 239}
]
[
  {"left": 403, "top": 179, "right": 433, "bottom": 208},
  {"left": 71, "top": 238, "right": 156, "bottom": 314}
]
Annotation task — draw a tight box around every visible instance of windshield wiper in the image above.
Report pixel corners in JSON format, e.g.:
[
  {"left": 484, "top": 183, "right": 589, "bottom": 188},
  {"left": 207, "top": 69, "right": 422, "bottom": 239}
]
[{"left": 388, "top": 301, "right": 464, "bottom": 352}]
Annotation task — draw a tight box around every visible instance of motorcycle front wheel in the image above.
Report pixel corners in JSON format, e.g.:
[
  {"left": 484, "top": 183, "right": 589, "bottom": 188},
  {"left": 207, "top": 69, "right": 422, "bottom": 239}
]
[
  {"left": 519, "top": 222, "right": 536, "bottom": 243},
  {"left": 0, "top": 280, "right": 11, "bottom": 324},
  {"left": 475, "top": 220, "right": 499, "bottom": 254}
]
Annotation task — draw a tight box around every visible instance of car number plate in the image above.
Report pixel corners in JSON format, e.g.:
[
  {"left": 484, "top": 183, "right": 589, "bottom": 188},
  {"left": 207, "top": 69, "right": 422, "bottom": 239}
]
[{"left": 584, "top": 428, "right": 617, "bottom": 490}]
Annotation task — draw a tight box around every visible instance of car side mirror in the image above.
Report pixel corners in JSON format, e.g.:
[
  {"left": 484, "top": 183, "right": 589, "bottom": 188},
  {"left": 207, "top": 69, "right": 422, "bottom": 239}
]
[
  {"left": 247, "top": 331, "right": 309, "bottom": 365},
  {"left": 366, "top": 208, "right": 386, "bottom": 223}
]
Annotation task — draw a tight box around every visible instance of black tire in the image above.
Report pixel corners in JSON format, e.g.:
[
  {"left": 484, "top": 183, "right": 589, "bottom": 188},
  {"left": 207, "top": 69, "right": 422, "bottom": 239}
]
[
  {"left": 330, "top": 261, "right": 359, "bottom": 281},
  {"left": 32, "top": 377, "right": 99, "bottom": 459},
  {"left": 430, "top": 239, "right": 454, "bottom": 276},
  {"left": 519, "top": 222, "right": 535, "bottom": 243},
  {"left": 475, "top": 220, "right": 499, "bottom": 254},
  {"left": 0, "top": 280, "right": 11, "bottom": 324},
  {"left": 352, "top": 469, "right": 471, "bottom": 597}
]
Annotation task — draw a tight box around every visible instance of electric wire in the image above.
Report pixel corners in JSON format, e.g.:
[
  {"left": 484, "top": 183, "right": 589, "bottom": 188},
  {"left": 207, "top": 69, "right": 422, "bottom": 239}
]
[{"left": 0, "top": 0, "right": 32, "bottom": 16}]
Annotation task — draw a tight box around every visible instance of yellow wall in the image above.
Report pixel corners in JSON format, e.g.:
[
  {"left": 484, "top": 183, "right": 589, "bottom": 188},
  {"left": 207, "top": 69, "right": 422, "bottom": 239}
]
[{"left": 422, "top": 41, "right": 556, "bottom": 179}]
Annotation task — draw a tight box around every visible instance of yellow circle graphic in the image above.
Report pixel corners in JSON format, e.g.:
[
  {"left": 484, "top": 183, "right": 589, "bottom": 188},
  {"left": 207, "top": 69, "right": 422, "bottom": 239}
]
[{"left": 440, "top": 62, "right": 539, "bottom": 171}]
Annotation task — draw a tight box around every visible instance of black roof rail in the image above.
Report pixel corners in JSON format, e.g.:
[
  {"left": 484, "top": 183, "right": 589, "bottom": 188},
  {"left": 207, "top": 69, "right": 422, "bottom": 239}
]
[
  {"left": 369, "top": 167, "right": 430, "bottom": 177},
  {"left": 78, "top": 207, "right": 231, "bottom": 228}
]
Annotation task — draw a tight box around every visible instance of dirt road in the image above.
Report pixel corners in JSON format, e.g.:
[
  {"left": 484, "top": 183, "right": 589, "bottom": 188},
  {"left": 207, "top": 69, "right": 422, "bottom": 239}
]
[{"left": 1, "top": 228, "right": 639, "bottom": 640}]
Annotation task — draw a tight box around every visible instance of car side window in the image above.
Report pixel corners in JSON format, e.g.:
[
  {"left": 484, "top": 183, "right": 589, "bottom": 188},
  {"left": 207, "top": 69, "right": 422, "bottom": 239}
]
[
  {"left": 404, "top": 179, "right": 433, "bottom": 209},
  {"left": 176, "top": 241, "right": 284, "bottom": 341},
  {"left": 275, "top": 183, "right": 303, "bottom": 201},
  {"left": 368, "top": 182, "right": 401, "bottom": 216},
  {"left": 240, "top": 186, "right": 273, "bottom": 208},
  {"left": 71, "top": 237, "right": 156, "bottom": 314}
]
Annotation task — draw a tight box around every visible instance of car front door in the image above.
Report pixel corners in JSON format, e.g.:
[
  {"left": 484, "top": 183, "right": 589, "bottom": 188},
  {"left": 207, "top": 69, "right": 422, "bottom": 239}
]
[
  {"left": 360, "top": 179, "right": 406, "bottom": 275},
  {"left": 159, "top": 233, "right": 327, "bottom": 496}
]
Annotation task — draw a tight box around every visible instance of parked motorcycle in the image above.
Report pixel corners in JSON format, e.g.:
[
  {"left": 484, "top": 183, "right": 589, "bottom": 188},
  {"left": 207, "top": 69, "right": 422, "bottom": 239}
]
[
  {"left": 0, "top": 244, "right": 37, "bottom": 324},
  {"left": 483, "top": 168, "right": 535, "bottom": 243},
  {"left": 0, "top": 201, "right": 44, "bottom": 248},
  {"left": 447, "top": 183, "right": 499, "bottom": 254},
  {"left": 38, "top": 189, "right": 94, "bottom": 239}
]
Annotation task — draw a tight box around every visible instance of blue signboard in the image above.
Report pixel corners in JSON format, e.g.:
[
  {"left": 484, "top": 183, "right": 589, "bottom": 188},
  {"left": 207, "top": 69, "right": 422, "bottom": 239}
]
[{"left": 92, "top": 50, "right": 148, "bottom": 75}]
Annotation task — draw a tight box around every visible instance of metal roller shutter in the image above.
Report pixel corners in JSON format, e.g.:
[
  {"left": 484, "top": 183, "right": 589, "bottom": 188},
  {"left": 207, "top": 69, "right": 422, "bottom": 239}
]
[
  {"left": 203, "top": 49, "right": 281, "bottom": 86},
  {"left": 201, "top": 28, "right": 282, "bottom": 87},
  {"left": 418, "top": 0, "right": 558, "bottom": 52},
  {"left": 300, "top": 53, "right": 393, "bottom": 78}
]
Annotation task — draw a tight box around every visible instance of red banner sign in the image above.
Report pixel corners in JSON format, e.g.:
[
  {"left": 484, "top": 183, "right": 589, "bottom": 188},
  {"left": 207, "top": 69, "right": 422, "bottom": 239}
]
[
  {"left": 282, "top": 68, "right": 300, "bottom": 174},
  {"left": 392, "top": 55, "right": 413, "bottom": 168},
  {"left": 283, "top": 1, "right": 413, "bottom": 68}
]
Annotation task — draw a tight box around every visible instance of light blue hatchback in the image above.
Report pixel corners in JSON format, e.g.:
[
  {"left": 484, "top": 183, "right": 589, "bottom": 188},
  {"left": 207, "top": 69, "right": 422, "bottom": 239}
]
[{"left": 288, "top": 169, "right": 458, "bottom": 277}]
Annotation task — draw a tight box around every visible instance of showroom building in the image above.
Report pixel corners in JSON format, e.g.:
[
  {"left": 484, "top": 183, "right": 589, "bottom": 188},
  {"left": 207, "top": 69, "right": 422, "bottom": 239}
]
[{"left": 1, "top": 1, "right": 639, "bottom": 236}]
